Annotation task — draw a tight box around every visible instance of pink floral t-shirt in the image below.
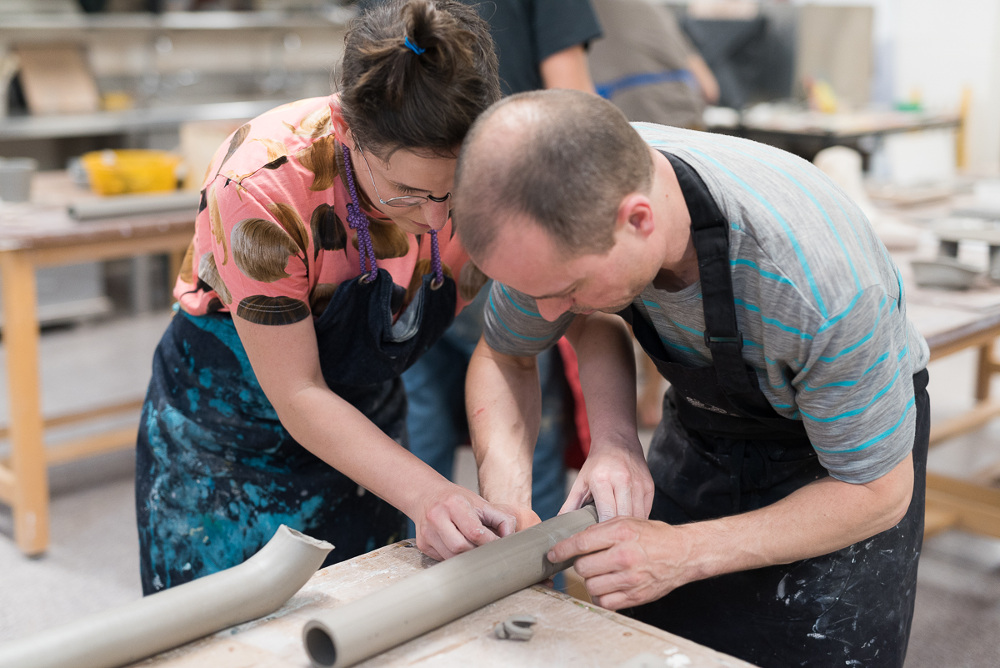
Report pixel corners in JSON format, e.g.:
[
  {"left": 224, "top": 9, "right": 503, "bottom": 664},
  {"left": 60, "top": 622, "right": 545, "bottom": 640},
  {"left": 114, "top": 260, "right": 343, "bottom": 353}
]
[{"left": 174, "top": 95, "right": 484, "bottom": 324}]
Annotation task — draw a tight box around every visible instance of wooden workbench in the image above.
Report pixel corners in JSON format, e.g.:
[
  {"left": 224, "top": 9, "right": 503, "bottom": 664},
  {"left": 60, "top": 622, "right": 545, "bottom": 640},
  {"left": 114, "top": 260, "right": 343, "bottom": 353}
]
[
  {"left": 130, "top": 539, "right": 755, "bottom": 667},
  {"left": 0, "top": 172, "right": 194, "bottom": 555},
  {"left": 889, "top": 201, "right": 1000, "bottom": 538}
]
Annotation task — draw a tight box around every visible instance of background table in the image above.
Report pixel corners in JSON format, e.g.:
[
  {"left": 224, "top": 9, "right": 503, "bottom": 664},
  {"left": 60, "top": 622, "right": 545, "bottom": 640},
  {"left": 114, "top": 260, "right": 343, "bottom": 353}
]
[
  {"left": 130, "top": 539, "right": 755, "bottom": 668},
  {"left": 891, "top": 198, "right": 1000, "bottom": 538},
  {"left": 0, "top": 172, "right": 194, "bottom": 555}
]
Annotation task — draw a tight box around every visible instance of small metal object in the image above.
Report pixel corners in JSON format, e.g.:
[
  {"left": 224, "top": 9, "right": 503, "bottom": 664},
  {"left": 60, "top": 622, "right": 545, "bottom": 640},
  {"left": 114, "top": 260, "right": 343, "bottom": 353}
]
[{"left": 493, "top": 614, "right": 537, "bottom": 641}]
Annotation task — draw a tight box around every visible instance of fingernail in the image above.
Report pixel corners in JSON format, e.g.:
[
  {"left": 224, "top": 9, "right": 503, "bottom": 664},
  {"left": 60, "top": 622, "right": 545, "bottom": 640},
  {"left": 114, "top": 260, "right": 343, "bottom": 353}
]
[{"left": 546, "top": 550, "right": 556, "bottom": 562}]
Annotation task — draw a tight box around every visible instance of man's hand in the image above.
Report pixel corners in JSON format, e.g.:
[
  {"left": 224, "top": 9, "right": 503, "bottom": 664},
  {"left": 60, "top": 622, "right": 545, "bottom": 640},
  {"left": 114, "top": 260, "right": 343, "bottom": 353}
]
[
  {"left": 559, "top": 437, "right": 654, "bottom": 522},
  {"left": 548, "top": 516, "right": 693, "bottom": 610},
  {"left": 413, "top": 485, "right": 517, "bottom": 561}
]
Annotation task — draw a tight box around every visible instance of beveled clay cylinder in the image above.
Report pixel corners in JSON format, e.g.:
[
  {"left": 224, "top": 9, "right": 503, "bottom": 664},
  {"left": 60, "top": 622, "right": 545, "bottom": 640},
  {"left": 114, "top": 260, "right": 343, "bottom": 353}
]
[
  {"left": 303, "top": 505, "right": 600, "bottom": 668},
  {"left": 0, "top": 525, "right": 332, "bottom": 668}
]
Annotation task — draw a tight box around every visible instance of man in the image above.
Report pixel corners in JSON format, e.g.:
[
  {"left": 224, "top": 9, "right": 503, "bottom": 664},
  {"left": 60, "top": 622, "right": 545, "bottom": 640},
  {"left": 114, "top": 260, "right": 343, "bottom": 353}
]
[
  {"left": 398, "top": 0, "right": 602, "bottom": 527},
  {"left": 453, "top": 89, "right": 929, "bottom": 667}
]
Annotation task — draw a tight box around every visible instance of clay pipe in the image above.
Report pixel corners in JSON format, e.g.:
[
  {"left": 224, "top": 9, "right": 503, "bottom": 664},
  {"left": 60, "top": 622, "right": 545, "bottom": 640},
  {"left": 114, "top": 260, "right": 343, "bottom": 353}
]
[
  {"left": 303, "top": 504, "right": 599, "bottom": 668},
  {"left": 0, "top": 524, "right": 332, "bottom": 668}
]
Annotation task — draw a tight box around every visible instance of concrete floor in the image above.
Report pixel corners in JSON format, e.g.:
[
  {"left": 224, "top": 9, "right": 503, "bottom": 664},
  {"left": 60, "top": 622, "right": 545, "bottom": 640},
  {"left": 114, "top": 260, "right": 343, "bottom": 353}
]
[{"left": 0, "top": 312, "right": 999, "bottom": 666}]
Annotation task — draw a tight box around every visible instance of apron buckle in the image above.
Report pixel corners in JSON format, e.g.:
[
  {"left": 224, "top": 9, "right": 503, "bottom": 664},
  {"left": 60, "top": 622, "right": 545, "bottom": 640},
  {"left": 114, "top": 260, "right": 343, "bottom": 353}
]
[{"left": 704, "top": 332, "right": 743, "bottom": 347}]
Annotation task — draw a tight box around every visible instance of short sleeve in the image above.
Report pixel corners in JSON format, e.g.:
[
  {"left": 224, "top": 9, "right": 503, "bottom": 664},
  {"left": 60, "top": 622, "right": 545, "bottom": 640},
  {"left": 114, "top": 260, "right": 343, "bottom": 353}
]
[
  {"left": 482, "top": 281, "right": 574, "bottom": 355},
  {"left": 532, "top": 0, "right": 603, "bottom": 62},
  {"left": 794, "top": 288, "right": 916, "bottom": 483},
  {"left": 202, "top": 176, "right": 315, "bottom": 326}
]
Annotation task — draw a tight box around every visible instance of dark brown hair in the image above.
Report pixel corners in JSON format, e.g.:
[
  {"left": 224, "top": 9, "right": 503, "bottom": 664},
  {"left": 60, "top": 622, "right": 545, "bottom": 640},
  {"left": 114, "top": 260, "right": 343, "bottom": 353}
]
[
  {"left": 454, "top": 89, "right": 654, "bottom": 260},
  {"left": 339, "top": 0, "right": 500, "bottom": 159}
]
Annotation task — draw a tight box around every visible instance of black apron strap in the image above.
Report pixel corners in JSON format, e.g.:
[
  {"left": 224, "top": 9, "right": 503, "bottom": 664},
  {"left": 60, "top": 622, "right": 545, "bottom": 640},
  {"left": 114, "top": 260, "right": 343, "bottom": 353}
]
[{"left": 662, "top": 152, "right": 756, "bottom": 395}]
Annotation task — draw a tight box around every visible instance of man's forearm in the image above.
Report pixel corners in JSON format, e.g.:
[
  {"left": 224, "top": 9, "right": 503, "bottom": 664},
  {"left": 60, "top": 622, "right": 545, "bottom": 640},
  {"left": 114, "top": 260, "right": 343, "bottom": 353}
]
[
  {"left": 566, "top": 313, "right": 639, "bottom": 453},
  {"left": 676, "top": 455, "right": 915, "bottom": 583},
  {"left": 466, "top": 337, "right": 542, "bottom": 508}
]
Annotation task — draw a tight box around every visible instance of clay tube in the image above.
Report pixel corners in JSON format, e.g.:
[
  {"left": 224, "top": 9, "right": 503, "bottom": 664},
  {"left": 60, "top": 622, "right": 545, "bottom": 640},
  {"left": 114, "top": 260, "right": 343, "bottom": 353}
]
[
  {"left": 303, "top": 505, "right": 599, "bottom": 668},
  {"left": 0, "top": 525, "right": 332, "bottom": 668}
]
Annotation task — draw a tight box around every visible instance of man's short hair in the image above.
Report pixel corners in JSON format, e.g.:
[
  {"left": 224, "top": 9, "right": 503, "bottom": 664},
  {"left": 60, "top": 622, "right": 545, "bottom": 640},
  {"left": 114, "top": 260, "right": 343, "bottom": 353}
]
[{"left": 453, "top": 89, "right": 653, "bottom": 261}]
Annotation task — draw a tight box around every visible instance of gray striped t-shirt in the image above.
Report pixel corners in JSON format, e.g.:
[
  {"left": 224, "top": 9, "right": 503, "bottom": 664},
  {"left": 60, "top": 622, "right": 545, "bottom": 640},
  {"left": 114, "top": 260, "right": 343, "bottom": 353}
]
[{"left": 482, "top": 122, "right": 929, "bottom": 484}]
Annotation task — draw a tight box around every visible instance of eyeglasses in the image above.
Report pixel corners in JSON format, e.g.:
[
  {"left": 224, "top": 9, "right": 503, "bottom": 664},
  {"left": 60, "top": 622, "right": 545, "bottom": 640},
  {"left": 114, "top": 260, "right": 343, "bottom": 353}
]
[{"left": 355, "top": 146, "right": 451, "bottom": 208}]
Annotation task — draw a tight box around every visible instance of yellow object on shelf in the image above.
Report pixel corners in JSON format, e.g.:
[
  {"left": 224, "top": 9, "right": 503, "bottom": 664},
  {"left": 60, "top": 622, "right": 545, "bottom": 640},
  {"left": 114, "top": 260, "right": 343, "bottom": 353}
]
[{"left": 81, "top": 149, "right": 182, "bottom": 196}]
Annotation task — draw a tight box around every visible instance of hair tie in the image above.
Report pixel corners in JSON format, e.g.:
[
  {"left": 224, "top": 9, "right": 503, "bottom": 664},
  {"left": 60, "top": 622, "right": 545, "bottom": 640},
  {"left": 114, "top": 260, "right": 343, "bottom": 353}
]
[{"left": 404, "top": 35, "right": 426, "bottom": 55}]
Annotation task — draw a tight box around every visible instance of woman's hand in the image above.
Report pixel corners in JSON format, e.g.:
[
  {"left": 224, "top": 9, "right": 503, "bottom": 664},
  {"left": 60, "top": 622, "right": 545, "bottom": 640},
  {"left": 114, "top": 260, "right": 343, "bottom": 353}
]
[{"left": 413, "top": 484, "right": 518, "bottom": 561}]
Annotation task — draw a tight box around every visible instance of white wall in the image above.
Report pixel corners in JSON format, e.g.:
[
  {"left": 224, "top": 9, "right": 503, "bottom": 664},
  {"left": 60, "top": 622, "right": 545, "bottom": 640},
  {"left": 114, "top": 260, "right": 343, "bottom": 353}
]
[{"left": 795, "top": 0, "right": 1000, "bottom": 173}]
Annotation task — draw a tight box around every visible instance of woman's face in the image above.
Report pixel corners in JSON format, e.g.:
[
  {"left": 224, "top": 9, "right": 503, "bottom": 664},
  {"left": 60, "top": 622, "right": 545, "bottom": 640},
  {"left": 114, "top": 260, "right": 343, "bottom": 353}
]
[{"left": 353, "top": 146, "right": 456, "bottom": 236}]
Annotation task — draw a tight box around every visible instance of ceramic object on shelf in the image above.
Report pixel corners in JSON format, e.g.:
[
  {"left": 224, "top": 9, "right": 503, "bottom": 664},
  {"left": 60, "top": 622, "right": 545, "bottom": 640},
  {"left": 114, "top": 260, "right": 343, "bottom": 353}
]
[{"left": 911, "top": 256, "right": 982, "bottom": 290}]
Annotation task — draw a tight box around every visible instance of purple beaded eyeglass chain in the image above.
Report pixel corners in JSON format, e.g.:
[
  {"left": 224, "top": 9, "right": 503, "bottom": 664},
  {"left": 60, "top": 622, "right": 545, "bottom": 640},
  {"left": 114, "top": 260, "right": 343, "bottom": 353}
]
[{"left": 341, "top": 144, "right": 444, "bottom": 287}]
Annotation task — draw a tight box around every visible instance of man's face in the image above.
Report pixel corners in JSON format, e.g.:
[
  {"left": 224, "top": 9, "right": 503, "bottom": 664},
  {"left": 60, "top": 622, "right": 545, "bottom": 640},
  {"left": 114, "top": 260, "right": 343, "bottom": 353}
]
[{"left": 476, "top": 214, "right": 649, "bottom": 322}]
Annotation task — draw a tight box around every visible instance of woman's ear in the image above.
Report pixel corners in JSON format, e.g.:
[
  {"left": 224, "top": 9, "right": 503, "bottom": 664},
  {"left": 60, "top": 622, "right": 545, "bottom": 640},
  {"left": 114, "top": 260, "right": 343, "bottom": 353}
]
[{"left": 329, "top": 96, "right": 352, "bottom": 147}]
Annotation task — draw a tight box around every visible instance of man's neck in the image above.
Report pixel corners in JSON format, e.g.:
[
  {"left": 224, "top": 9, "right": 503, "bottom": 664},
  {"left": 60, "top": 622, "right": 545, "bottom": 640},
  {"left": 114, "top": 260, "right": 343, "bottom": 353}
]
[{"left": 651, "top": 150, "right": 698, "bottom": 292}]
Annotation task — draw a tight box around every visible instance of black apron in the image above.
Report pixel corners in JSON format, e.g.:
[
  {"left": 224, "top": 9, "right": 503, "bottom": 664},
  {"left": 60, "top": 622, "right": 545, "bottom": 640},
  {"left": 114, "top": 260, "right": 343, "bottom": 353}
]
[
  {"left": 136, "top": 151, "right": 457, "bottom": 595},
  {"left": 618, "top": 152, "right": 928, "bottom": 667}
]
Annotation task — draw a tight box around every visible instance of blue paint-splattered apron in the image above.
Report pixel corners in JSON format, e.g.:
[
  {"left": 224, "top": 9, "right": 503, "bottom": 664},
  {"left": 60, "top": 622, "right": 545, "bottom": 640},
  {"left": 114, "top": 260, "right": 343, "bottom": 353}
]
[
  {"left": 136, "top": 145, "right": 457, "bottom": 595},
  {"left": 617, "top": 153, "right": 929, "bottom": 667}
]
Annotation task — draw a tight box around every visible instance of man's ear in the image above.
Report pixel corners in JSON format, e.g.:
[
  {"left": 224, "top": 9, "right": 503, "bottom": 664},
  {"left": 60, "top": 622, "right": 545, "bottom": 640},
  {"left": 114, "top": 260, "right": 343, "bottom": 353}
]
[{"left": 617, "top": 193, "right": 655, "bottom": 238}]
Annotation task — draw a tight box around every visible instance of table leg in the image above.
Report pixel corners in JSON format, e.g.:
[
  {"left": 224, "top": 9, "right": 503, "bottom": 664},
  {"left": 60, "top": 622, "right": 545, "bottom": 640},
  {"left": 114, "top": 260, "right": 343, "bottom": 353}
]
[
  {"left": 974, "top": 340, "right": 999, "bottom": 402},
  {"left": 1, "top": 252, "right": 48, "bottom": 555}
]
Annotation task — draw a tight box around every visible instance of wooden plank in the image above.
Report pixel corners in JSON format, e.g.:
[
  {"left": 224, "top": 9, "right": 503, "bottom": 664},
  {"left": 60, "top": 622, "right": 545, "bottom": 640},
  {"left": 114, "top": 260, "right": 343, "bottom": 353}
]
[
  {"left": 0, "top": 398, "right": 144, "bottom": 440},
  {"left": 14, "top": 43, "right": 100, "bottom": 116},
  {"left": 923, "top": 506, "right": 957, "bottom": 538},
  {"left": 925, "top": 473, "right": 1000, "bottom": 539},
  {"left": 45, "top": 427, "right": 138, "bottom": 466},
  {"left": 928, "top": 399, "right": 1000, "bottom": 447},
  {"left": 132, "top": 541, "right": 755, "bottom": 668},
  {"left": 28, "top": 230, "right": 194, "bottom": 268},
  {"left": 975, "top": 342, "right": 997, "bottom": 401}
]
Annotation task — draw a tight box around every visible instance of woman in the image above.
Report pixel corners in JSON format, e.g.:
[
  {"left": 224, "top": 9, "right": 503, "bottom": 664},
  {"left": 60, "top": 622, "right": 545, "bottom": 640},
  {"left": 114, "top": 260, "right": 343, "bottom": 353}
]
[{"left": 135, "top": 0, "right": 512, "bottom": 595}]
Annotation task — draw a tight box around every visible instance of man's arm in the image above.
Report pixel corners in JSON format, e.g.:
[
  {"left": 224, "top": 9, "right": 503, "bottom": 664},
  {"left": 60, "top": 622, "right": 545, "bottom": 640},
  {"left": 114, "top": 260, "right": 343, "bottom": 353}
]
[
  {"left": 233, "top": 315, "right": 516, "bottom": 561},
  {"left": 560, "top": 312, "right": 654, "bottom": 521},
  {"left": 468, "top": 312, "right": 653, "bottom": 526},
  {"left": 466, "top": 337, "right": 543, "bottom": 529},
  {"left": 539, "top": 44, "right": 596, "bottom": 93},
  {"left": 686, "top": 53, "right": 719, "bottom": 105},
  {"left": 550, "top": 453, "right": 914, "bottom": 610}
]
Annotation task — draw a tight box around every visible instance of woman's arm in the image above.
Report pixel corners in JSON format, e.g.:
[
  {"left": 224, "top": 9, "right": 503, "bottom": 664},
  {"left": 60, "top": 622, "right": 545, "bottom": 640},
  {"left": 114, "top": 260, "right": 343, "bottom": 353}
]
[{"left": 233, "top": 315, "right": 515, "bottom": 560}]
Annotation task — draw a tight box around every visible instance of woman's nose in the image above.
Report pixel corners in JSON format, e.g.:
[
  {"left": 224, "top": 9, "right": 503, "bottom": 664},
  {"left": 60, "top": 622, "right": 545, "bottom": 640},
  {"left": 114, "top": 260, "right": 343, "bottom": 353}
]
[{"left": 422, "top": 197, "right": 452, "bottom": 231}]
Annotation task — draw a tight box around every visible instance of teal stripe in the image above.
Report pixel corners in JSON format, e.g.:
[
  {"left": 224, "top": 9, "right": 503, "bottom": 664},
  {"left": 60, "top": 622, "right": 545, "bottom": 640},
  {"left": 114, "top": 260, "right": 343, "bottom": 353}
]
[
  {"left": 800, "top": 366, "right": 901, "bottom": 423},
  {"left": 817, "top": 295, "right": 890, "bottom": 363},
  {"left": 685, "top": 147, "right": 828, "bottom": 318},
  {"left": 736, "top": 148, "right": 863, "bottom": 292},
  {"left": 731, "top": 258, "right": 795, "bottom": 286},
  {"left": 768, "top": 144, "right": 881, "bottom": 287},
  {"left": 660, "top": 336, "right": 702, "bottom": 355},
  {"left": 800, "top": 351, "right": 890, "bottom": 391},
  {"left": 735, "top": 298, "right": 814, "bottom": 339},
  {"left": 499, "top": 283, "right": 541, "bottom": 318},
  {"left": 817, "top": 292, "right": 864, "bottom": 334},
  {"left": 488, "top": 289, "right": 551, "bottom": 342},
  {"left": 813, "top": 397, "right": 915, "bottom": 454}
]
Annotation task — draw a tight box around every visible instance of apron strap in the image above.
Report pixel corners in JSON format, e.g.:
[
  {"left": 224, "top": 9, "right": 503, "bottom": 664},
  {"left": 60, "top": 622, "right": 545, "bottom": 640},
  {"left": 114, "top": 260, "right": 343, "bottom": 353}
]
[{"left": 662, "top": 152, "right": 757, "bottom": 395}]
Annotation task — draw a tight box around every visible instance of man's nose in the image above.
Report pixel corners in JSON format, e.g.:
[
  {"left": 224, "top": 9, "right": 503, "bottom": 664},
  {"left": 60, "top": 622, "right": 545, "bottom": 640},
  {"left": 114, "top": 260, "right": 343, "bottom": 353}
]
[{"left": 535, "top": 296, "right": 571, "bottom": 322}]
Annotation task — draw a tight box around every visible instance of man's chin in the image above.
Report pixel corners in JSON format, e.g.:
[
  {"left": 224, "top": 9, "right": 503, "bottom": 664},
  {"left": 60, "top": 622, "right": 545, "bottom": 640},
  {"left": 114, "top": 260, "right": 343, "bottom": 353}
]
[{"left": 571, "top": 301, "right": 634, "bottom": 316}]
